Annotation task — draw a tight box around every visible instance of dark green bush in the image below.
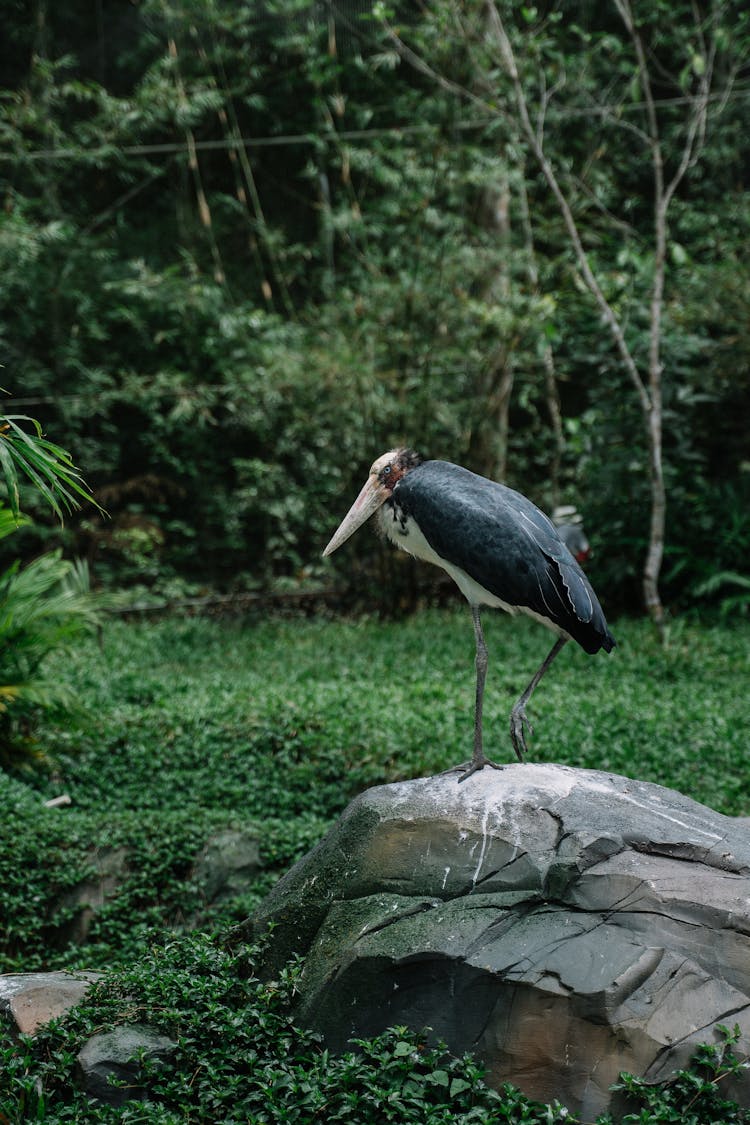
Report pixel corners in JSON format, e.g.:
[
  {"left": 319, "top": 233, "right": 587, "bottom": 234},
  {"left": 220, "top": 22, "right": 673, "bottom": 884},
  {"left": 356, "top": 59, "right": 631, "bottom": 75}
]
[{"left": 2, "top": 1, "right": 749, "bottom": 614}]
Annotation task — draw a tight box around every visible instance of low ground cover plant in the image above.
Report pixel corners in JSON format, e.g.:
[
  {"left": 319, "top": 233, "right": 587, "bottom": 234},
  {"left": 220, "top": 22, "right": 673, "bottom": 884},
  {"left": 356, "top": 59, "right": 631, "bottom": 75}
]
[
  {"left": 1, "top": 931, "right": 747, "bottom": 1124},
  {"left": 2, "top": 610, "right": 749, "bottom": 1120}
]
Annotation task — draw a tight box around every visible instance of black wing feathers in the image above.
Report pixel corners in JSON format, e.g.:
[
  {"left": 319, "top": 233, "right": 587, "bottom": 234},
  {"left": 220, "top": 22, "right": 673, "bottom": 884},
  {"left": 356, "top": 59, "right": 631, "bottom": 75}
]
[{"left": 395, "top": 461, "right": 614, "bottom": 655}]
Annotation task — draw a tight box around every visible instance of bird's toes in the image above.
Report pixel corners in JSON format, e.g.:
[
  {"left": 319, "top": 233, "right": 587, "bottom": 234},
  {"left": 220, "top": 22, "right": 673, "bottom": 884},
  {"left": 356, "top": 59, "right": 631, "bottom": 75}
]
[
  {"left": 440, "top": 761, "right": 472, "bottom": 778},
  {"left": 509, "top": 707, "right": 532, "bottom": 761},
  {"left": 456, "top": 756, "right": 504, "bottom": 783}
]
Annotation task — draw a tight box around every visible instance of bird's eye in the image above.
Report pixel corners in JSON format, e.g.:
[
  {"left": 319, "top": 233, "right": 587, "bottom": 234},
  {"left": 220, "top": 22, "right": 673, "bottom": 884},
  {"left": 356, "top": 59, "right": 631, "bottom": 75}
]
[{"left": 382, "top": 465, "right": 392, "bottom": 475}]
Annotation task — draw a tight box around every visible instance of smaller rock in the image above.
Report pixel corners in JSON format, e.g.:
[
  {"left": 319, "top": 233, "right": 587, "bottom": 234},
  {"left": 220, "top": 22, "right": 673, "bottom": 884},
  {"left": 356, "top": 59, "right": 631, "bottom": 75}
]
[
  {"left": 55, "top": 846, "right": 130, "bottom": 945},
  {"left": 78, "top": 1024, "right": 177, "bottom": 1106},
  {"left": 0, "top": 971, "right": 102, "bottom": 1035},
  {"left": 192, "top": 827, "right": 262, "bottom": 904}
]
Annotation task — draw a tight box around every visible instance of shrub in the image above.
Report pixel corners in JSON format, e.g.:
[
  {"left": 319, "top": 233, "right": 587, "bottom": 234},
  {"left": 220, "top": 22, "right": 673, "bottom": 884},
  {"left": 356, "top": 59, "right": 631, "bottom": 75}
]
[
  {"left": 613, "top": 1024, "right": 750, "bottom": 1124},
  {"left": 0, "top": 545, "right": 102, "bottom": 768},
  {"left": 0, "top": 412, "right": 104, "bottom": 766}
]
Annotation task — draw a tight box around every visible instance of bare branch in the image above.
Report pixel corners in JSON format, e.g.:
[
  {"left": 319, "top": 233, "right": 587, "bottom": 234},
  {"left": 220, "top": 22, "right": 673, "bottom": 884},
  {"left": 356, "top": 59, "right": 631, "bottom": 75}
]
[
  {"left": 537, "top": 67, "right": 567, "bottom": 150},
  {"left": 382, "top": 22, "right": 498, "bottom": 118},
  {"left": 570, "top": 173, "right": 639, "bottom": 239},
  {"left": 612, "top": 0, "right": 665, "bottom": 419},
  {"left": 613, "top": 0, "right": 663, "bottom": 189},
  {"left": 517, "top": 171, "right": 565, "bottom": 504},
  {"left": 484, "top": 0, "right": 651, "bottom": 415},
  {"left": 611, "top": 0, "right": 688, "bottom": 632},
  {"left": 582, "top": 97, "right": 652, "bottom": 148},
  {"left": 663, "top": 39, "right": 713, "bottom": 207},
  {"left": 167, "top": 36, "right": 226, "bottom": 287}
]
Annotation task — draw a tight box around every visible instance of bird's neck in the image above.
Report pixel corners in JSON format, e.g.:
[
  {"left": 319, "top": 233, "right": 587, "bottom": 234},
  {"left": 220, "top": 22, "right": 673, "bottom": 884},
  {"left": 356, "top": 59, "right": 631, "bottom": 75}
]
[
  {"left": 377, "top": 498, "right": 409, "bottom": 545},
  {"left": 377, "top": 499, "right": 445, "bottom": 571}
]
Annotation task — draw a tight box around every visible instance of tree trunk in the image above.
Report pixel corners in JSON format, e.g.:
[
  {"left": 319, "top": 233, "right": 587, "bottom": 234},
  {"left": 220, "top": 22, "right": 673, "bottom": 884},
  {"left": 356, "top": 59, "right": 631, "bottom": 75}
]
[
  {"left": 469, "top": 178, "right": 515, "bottom": 481},
  {"left": 643, "top": 402, "right": 666, "bottom": 633}
]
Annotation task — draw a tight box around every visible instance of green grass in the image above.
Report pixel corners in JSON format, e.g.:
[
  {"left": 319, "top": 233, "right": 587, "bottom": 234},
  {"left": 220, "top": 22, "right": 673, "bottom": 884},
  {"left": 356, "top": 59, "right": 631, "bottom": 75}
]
[
  {"left": 2, "top": 607, "right": 748, "bottom": 974},
  {"left": 33, "top": 608, "right": 750, "bottom": 813}
]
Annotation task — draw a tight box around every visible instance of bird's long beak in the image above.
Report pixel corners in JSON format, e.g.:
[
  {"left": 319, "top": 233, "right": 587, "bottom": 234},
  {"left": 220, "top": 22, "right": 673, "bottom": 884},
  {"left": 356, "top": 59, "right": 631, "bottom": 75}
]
[{"left": 322, "top": 475, "right": 389, "bottom": 557}]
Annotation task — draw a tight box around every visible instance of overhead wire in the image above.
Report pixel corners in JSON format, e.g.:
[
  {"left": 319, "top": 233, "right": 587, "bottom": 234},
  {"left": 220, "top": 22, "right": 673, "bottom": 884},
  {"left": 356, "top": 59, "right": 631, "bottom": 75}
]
[{"left": 1, "top": 84, "right": 749, "bottom": 164}]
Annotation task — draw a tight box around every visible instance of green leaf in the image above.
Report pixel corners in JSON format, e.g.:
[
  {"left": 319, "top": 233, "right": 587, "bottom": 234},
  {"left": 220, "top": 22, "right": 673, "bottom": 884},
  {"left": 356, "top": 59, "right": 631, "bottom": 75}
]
[
  {"left": 0, "top": 505, "right": 30, "bottom": 541},
  {"left": 428, "top": 1068, "right": 450, "bottom": 1087},
  {"left": 671, "top": 242, "right": 689, "bottom": 266},
  {"left": 0, "top": 415, "right": 104, "bottom": 521}
]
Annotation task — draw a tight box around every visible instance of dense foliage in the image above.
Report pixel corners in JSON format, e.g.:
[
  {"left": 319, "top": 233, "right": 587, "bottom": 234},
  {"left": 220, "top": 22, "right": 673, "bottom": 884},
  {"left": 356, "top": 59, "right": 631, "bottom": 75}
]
[
  {"left": 0, "top": 936, "right": 571, "bottom": 1123},
  {"left": 1, "top": 0, "right": 749, "bottom": 612},
  {"left": 0, "top": 545, "right": 102, "bottom": 767},
  {"left": 0, "top": 414, "right": 105, "bottom": 763}
]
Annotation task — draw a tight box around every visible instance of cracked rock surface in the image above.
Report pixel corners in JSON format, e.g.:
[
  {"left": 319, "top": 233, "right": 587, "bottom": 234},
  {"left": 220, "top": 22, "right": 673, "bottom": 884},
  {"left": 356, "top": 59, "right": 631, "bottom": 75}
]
[{"left": 246, "top": 764, "right": 750, "bottom": 1119}]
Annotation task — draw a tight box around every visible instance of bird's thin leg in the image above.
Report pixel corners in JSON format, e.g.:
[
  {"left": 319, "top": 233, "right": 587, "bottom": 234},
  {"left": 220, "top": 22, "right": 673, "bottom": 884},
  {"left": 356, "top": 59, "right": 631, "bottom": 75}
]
[
  {"left": 510, "top": 636, "right": 568, "bottom": 761},
  {"left": 471, "top": 604, "right": 488, "bottom": 762},
  {"left": 456, "top": 606, "right": 503, "bottom": 782}
]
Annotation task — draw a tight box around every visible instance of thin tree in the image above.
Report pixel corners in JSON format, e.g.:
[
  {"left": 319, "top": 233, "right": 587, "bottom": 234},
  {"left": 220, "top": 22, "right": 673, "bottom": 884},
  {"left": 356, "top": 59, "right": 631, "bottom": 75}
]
[
  {"left": 383, "top": 0, "right": 733, "bottom": 634},
  {"left": 487, "top": 0, "right": 718, "bottom": 636}
]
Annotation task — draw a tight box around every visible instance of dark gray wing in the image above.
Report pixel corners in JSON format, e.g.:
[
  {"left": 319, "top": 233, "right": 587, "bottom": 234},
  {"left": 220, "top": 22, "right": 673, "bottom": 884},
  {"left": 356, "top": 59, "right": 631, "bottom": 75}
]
[{"left": 395, "top": 461, "right": 614, "bottom": 654}]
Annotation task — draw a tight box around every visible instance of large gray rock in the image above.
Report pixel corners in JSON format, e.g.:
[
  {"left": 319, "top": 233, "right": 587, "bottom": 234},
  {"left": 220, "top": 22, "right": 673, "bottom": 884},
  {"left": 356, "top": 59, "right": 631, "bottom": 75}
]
[{"left": 244, "top": 764, "right": 750, "bottom": 1120}]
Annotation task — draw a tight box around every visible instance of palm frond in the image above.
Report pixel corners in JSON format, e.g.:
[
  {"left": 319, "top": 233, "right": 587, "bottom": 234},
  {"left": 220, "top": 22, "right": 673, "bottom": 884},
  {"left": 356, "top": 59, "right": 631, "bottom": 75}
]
[
  {"left": 0, "top": 505, "right": 30, "bottom": 541},
  {"left": 0, "top": 685, "right": 21, "bottom": 712},
  {"left": 0, "top": 415, "right": 104, "bottom": 521},
  {"left": 694, "top": 570, "right": 750, "bottom": 596},
  {"left": 0, "top": 552, "right": 104, "bottom": 707},
  {"left": 0, "top": 678, "right": 77, "bottom": 711}
]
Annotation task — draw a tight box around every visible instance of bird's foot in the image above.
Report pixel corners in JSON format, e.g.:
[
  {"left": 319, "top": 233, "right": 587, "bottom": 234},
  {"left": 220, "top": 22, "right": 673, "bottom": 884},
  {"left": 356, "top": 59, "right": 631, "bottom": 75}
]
[
  {"left": 444, "top": 754, "right": 504, "bottom": 783},
  {"left": 509, "top": 706, "right": 532, "bottom": 762}
]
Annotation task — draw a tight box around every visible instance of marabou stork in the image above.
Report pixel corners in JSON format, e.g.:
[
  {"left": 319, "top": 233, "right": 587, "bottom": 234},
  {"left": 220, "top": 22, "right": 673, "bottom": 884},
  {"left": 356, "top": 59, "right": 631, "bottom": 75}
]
[
  {"left": 323, "top": 449, "right": 615, "bottom": 779},
  {"left": 552, "top": 505, "right": 591, "bottom": 565}
]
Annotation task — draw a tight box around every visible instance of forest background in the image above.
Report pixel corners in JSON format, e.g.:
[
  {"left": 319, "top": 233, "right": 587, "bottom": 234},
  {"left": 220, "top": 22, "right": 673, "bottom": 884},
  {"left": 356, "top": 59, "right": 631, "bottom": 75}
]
[{"left": 1, "top": 0, "right": 749, "bottom": 619}]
